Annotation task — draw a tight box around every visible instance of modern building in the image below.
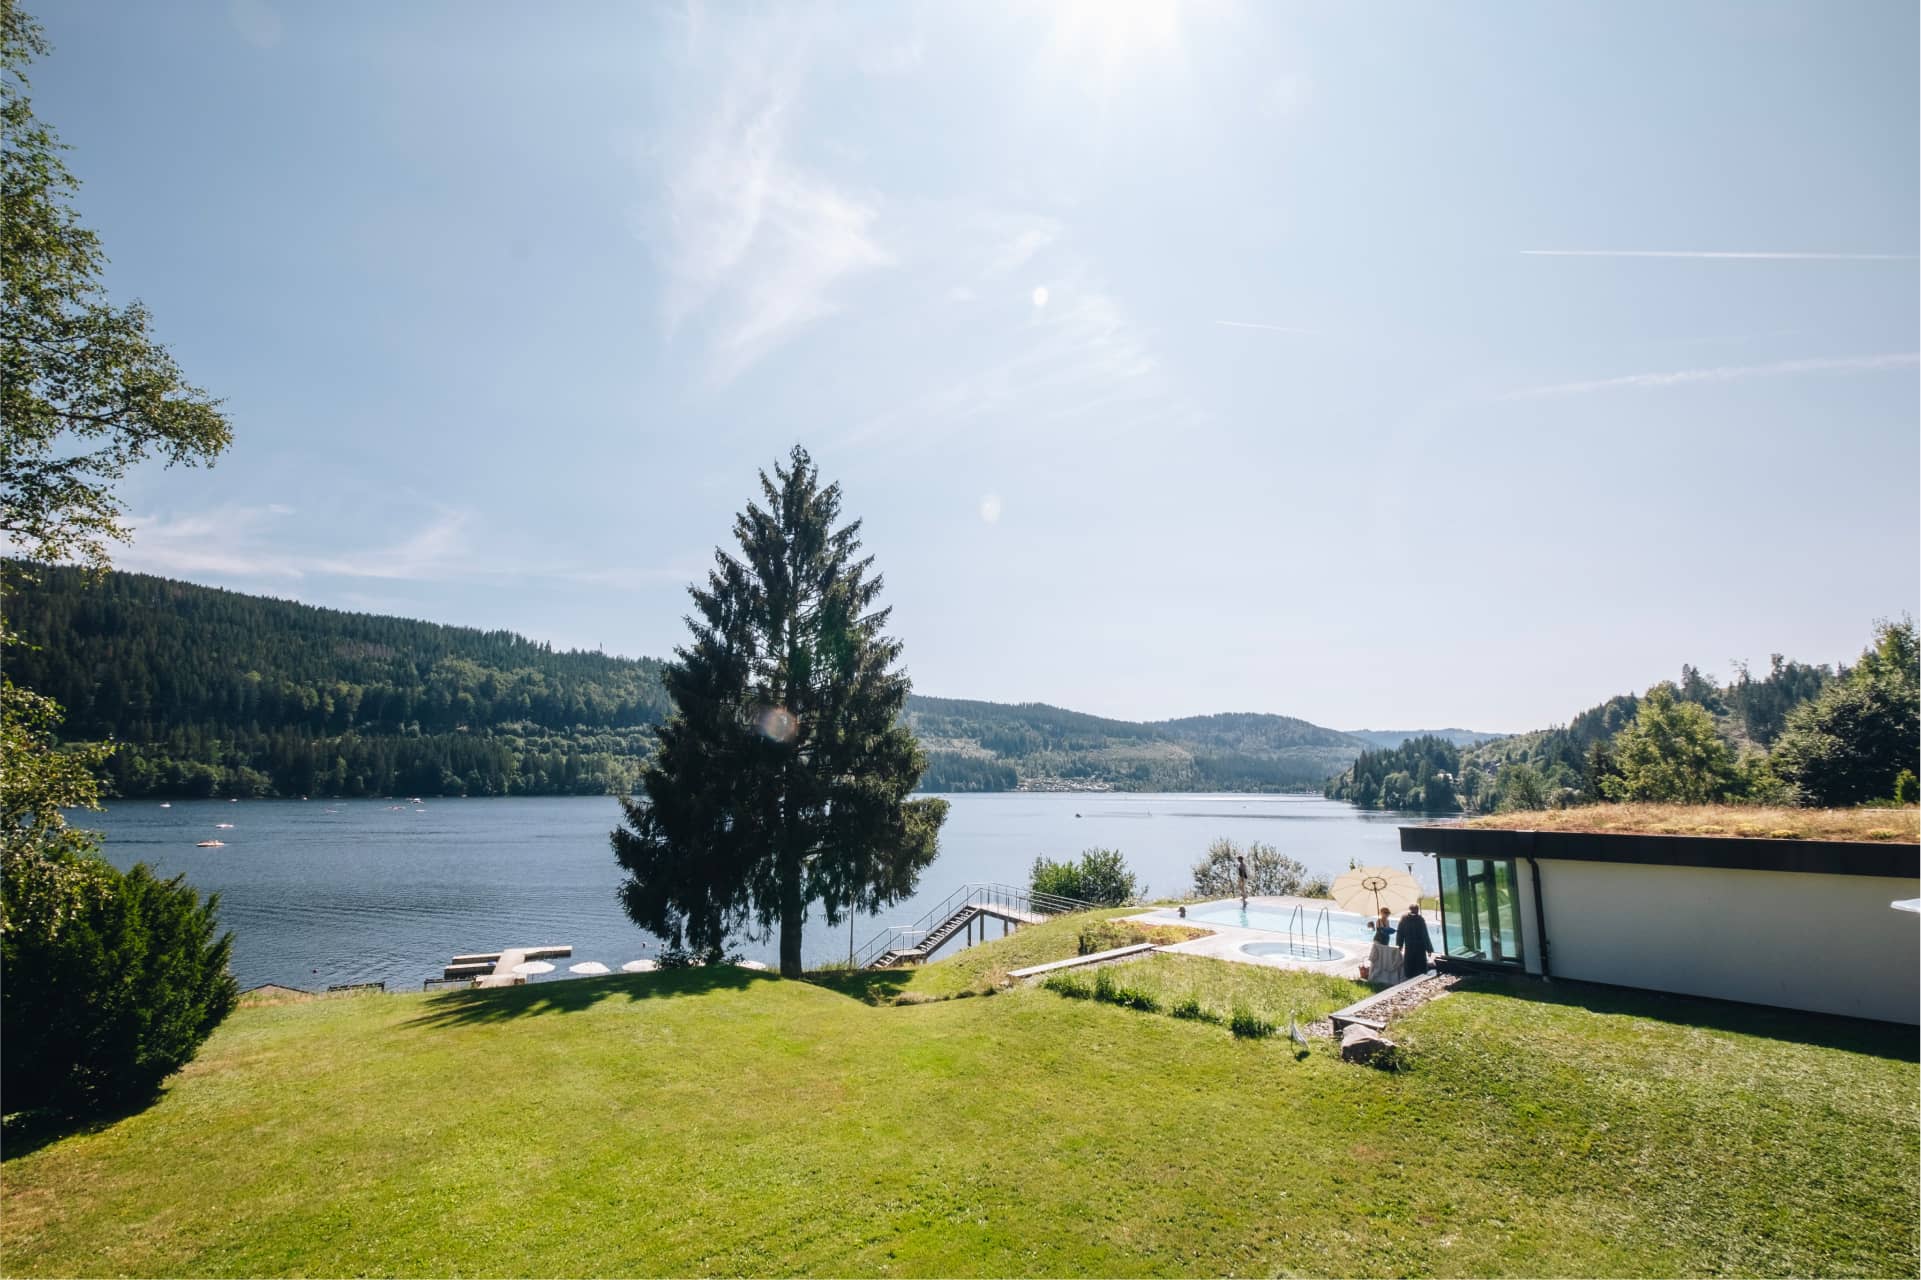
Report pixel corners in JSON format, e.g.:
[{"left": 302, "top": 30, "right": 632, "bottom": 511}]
[{"left": 1399, "top": 824, "right": 1920, "bottom": 1025}]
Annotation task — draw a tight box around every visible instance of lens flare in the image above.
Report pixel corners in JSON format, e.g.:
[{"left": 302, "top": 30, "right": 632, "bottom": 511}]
[{"left": 756, "top": 705, "right": 799, "bottom": 743}]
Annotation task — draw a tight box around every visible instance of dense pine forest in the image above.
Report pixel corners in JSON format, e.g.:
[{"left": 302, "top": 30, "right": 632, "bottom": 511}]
[
  {"left": 7, "top": 565, "right": 671, "bottom": 798},
  {"left": 10, "top": 567, "right": 1435, "bottom": 799}
]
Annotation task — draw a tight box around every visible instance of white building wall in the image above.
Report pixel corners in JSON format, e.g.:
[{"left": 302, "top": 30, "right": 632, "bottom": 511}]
[{"left": 1529, "top": 860, "right": 1919, "bottom": 1025}]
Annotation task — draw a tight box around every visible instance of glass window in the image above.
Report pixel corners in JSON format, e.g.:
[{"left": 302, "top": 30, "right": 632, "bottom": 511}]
[{"left": 1437, "top": 856, "right": 1522, "bottom": 966}]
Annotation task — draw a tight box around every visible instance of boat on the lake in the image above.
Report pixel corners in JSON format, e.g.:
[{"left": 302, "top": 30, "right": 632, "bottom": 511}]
[{"left": 196, "top": 840, "right": 225, "bottom": 848}]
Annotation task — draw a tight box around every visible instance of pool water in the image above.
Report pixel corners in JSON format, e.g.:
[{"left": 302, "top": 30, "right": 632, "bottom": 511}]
[
  {"left": 1186, "top": 901, "right": 1373, "bottom": 939},
  {"left": 1241, "top": 940, "right": 1345, "bottom": 963}
]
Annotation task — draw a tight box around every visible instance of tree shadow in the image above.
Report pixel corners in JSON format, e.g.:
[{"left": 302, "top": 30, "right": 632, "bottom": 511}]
[
  {"left": 800, "top": 968, "right": 916, "bottom": 1005},
  {"left": 2, "top": 1096, "right": 157, "bottom": 1163},
  {"left": 1450, "top": 971, "right": 1920, "bottom": 1062},
  {"left": 403, "top": 966, "right": 765, "bottom": 1029}
]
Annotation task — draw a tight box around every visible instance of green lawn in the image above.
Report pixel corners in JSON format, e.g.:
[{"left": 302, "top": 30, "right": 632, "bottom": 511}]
[
  {"left": 1042, "top": 951, "right": 1367, "bottom": 1030},
  {"left": 3, "top": 952, "right": 1915, "bottom": 1277}
]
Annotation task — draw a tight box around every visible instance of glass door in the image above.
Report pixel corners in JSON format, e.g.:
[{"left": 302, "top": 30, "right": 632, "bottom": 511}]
[{"left": 1437, "top": 857, "right": 1522, "bottom": 965}]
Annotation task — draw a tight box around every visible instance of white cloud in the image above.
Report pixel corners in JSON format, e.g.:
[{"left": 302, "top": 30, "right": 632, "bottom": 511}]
[
  {"left": 979, "top": 493, "right": 1003, "bottom": 524},
  {"left": 1031, "top": 285, "right": 1050, "bottom": 309},
  {"left": 113, "top": 504, "right": 697, "bottom": 591},
  {"left": 648, "top": 19, "right": 894, "bottom": 383},
  {"left": 1498, "top": 352, "right": 1920, "bottom": 400},
  {"left": 1521, "top": 249, "right": 1917, "bottom": 261}
]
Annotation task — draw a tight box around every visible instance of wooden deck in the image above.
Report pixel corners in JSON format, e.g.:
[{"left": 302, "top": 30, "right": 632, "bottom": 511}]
[{"left": 443, "top": 945, "right": 573, "bottom": 988}]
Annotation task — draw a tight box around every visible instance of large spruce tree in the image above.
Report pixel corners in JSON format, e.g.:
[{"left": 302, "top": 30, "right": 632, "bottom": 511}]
[{"left": 612, "top": 447, "right": 947, "bottom": 977}]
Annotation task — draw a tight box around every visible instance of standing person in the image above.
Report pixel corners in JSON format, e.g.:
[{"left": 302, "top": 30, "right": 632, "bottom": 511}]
[
  {"left": 1367, "top": 907, "right": 1401, "bottom": 986},
  {"left": 1236, "top": 852, "right": 1250, "bottom": 908},
  {"left": 1396, "top": 903, "right": 1434, "bottom": 979}
]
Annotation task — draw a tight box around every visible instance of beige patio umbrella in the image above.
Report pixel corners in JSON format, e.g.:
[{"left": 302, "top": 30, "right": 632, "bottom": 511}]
[
  {"left": 511, "top": 960, "right": 556, "bottom": 976},
  {"left": 568, "top": 961, "right": 611, "bottom": 976},
  {"left": 620, "top": 959, "right": 658, "bottom": 973},
  {"left": 1329, "top": 866, "right": 1423, "bottom": 918}
]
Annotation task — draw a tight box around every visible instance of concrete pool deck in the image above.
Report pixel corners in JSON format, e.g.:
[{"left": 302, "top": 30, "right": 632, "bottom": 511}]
[{"left": 1126, "top": 895, "right": 1375, "bottom": 980}]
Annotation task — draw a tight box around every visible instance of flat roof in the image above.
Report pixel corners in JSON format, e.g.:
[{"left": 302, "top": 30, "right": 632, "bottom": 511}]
[{"left": 1400, "top": 824, "right": 1921, "bottom": 880}]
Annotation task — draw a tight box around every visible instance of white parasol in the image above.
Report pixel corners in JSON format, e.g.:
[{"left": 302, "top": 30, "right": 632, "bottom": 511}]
[
  {"left": 1329, "top": 866, "right": 1424, "bottom": 918},
  {"left": 621, "top": 959, "right": 658, "bottom": 973},
  {"left": 736, "top": 960, "right": 771, "bottom": 971},
  {"left": 568, "top": 961, "right": 611, "bottom": 975},
  {"left": 511, "top": 960, "right": 556, "bottom": 976}
]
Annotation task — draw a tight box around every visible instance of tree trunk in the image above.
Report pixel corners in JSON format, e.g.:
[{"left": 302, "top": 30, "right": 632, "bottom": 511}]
[{"left": 778, "top": 847, "right": 804, "bottom": 978}]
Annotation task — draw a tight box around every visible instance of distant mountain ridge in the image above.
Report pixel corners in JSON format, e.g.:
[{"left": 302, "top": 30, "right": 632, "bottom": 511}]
[
  {"left": 1343, "top": 728, "right": 1506, "bottom": 750},
  {"left": 7, "top": 565, "right": 1492, "bottom": 797}
]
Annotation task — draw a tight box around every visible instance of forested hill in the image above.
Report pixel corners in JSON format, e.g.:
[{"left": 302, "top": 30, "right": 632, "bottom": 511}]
[
  {"left": 8, "top": 566, "right": 1484, "bottom": 797},
  {"left": 902, "top": 701, "right": 1367, "bottom": 792},
  {"left": 6, "top": 564, "right": 671, "bottom": 798}
]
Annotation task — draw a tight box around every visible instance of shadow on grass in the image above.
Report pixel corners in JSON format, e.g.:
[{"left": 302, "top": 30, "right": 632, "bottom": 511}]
[
  {"left": 1451, "top": 971, "right": 1920, "bottom": 1062},
  {"left": 404, "top": 966, "right": 766, "bottom": 1028},
  {"left": 2, "top": 1096, "right": 154, "bottom": 1163},
  {"left": 800, "top": 968, "right": 916, "bottom": 1004}
]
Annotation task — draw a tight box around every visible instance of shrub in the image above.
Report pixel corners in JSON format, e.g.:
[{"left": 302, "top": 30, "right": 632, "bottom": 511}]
[
  {"left": 1191, "top": 838, "right": 1318, "bottom": 898},
  {"left": 1092, "top": 967, "right": 1119, "bottom": 1003},
  {"left": 1228, "top": 1006, "right": 1276, "bottom": 1039},
  {"left": 1896, "top": 769, "right": 1918, "bottom": 806},
  {"left": 1, "top": 849, "right": 238, "bottom": 1116},
  {"left": 1030, "top": 847, "right": 1139, "bottom": 905},
  {"left": 1043, "top": 973, "right": 1093, "bottom": 999},
  {"left": 654, "top": 944, "right": 744, "bottom": 969},
  {"left": 1170, "top": 995, "right": 1210, "bottom": 1021},
  {"left": 1109, "top": 984, "right": 1159, "bottom": 1013}
]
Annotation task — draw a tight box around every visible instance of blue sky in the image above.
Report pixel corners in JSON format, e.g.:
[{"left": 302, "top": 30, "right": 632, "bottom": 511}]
[{"left": 31, "top": 0, "right": 1919, "bottom": 730}]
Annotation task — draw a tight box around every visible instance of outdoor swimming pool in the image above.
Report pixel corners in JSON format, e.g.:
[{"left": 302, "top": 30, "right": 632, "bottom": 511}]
[
  {"left": 1240, "top": 940, "right": 1345, "bottom": 963},
  {"left": 1185, "top": 900, "right": 1374, "bottom": 939}
]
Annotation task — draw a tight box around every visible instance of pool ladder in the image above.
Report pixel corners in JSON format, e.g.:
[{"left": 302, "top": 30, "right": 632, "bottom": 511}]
[{"left": 1284, "top": 903, "right": 1331, "bottom": 957}]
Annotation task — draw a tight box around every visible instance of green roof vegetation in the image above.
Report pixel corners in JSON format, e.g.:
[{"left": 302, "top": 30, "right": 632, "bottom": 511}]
[
  {"left": 1460, "top": 803, "right": 1919, "bottom": 843},
  {"left": 4, "top": 942, "right": 1914, "bottom": 1277}
]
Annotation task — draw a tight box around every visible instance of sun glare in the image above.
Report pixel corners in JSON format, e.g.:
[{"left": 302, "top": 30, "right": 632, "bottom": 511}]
[{"left": 1045, "top": 0, "right": 1184, "bottom": 85}]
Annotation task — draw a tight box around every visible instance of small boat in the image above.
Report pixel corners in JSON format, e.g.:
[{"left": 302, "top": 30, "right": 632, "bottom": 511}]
[
  {"left": 196, "top": 840, "right": 225, "bottom": 848},
  {"left": 159, "top": 802, "right": 171, "bottom": 808},
  {"left": 215, "top": 823, "right": 235, "bottom": 829}
]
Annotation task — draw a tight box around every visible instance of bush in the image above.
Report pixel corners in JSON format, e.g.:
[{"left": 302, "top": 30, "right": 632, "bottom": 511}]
[
  {"left": 1092, "top": 967, "right": 1119, "bottom": 1003},
  {"left": 1895, "top": 770, "right": 1918, "bottom": 806},
  {"left": 1170, "top": 994, "right": 1213, "bottom": 1022},
  {"left": 1030, "top": 847, "right": 1139, "bottom": 905},
  {"left": 1191, "top": 838, "right": 1320, "bottom": 898},
  {"left": 1108, "top": 984, "right": 1159, "bottom": 1013},
  {"left": 1228, "top": 1006, "right": 1276, "bottom": 1039},
  {"left": 1043, "top": 973, "right": 1093, "bottom": 999},
  {"left": 655, "top": 944, "right": 743, "bottom": 969},
  {"left": 1, "top": 849, "right": 238, "bottom": 1116}
]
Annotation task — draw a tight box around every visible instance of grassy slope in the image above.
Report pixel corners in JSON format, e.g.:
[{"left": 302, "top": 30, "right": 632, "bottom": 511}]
[
  {"left": 1462, "top": 803, "right": 1919, "bottom": 842},
  {"left": 3, "top": 967, "right": 1915, "bottom": 1277}
]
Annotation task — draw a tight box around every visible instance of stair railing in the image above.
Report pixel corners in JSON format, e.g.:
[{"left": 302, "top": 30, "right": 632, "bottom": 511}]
[{"left": 853, "top": 881, "right": 1100, "bottom": 968}]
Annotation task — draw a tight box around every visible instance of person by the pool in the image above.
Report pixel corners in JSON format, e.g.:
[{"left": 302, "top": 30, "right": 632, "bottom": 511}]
[
  {"left": 1370, "top": 907, "right": 1394, "bottom": 945},
  {"left": 1396, "top": 903, "right": 1434, "bottom": 977},
  {"left": 1236, "top": 852, "right": 1249, "bottom": 908}
]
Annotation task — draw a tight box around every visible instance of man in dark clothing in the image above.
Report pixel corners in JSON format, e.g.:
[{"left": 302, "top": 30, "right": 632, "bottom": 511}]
[
  {"left": 1396, "top": 904, "right": 1434, "bottom": 978},
  {"left": 1236, "top": 853, "right": 1249, "bottom": 908}
]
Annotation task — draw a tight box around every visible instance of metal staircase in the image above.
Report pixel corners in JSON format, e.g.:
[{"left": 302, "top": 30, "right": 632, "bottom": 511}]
[{"left": 855, "top": 882, "right": 1096, "bottom": 969}]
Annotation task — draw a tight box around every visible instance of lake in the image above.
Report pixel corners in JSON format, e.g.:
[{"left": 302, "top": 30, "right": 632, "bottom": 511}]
[{"left": 79, "top": 793, "right": 1430, "bottom": 989}]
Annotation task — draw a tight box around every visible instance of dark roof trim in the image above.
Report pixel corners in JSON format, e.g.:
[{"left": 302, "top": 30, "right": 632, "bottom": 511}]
[{"left": 1400, "top": 825, "right": 1920, "bottom": 880}]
